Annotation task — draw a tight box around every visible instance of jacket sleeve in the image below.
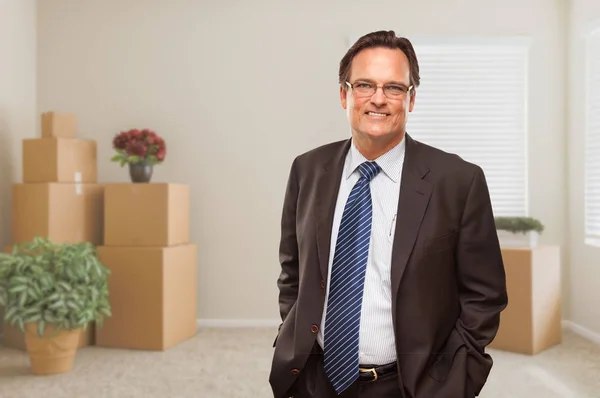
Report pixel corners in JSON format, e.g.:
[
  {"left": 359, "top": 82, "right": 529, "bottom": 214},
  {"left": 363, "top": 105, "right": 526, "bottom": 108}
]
[
  {"left": 276, "top": 158, "right": 300, "bottom": 333},
  {"left": 455, "top": 166, "right": 508, "bottom": 396}
]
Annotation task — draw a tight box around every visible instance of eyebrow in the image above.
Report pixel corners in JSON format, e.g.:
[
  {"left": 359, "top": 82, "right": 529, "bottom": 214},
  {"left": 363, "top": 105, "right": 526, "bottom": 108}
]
[{"left": 354, "top": 78, "right": 409, "bottom": 86}]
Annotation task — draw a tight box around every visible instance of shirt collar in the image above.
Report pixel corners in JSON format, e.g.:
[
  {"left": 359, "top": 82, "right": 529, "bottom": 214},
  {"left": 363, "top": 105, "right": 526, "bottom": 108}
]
[{"left": 345, "top": 136, "right": 406, "bottom": 183}]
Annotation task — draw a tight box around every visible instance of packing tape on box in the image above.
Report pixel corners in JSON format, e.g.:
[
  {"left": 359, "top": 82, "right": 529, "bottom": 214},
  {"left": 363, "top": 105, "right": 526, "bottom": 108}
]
[{"left": 75, "top": 171, "right": 82, "bottom": 195}]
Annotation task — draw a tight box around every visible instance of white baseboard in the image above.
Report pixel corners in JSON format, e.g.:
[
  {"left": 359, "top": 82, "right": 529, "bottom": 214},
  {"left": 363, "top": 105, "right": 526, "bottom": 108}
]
[
  {"left": 4, "top": 319, "right": 597, "bottom": 343},
  {"left": 562, "top": 320, "right": 600, "bottom": 345},
  {"left": 197, "top": 319, "right": 280, "bottom": 328}
]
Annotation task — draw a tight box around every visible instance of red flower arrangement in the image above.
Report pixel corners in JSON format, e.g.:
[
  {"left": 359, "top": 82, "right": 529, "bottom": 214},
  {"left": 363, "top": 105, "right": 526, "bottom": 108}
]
[{"left": 111, "top": 128, "right": 166, "bottom": 167}]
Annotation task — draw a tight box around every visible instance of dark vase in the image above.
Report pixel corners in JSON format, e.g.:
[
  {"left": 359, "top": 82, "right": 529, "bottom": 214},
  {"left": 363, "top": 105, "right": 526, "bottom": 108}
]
[{"left": 129, "top": 162, "right": 153, "bottom": 183}]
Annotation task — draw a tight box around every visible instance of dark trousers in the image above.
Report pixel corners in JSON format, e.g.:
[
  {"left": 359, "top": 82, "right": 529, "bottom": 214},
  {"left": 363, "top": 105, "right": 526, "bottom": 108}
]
[{"left": 287, "top": 344, "right": 402, "bottom": 398}]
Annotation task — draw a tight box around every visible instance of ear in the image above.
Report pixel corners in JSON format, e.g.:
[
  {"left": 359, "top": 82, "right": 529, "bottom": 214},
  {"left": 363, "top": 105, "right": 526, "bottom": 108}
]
[
  {"left": 408, "top": 91, "right": 416, "bottom": 112},
  {"left": 340, "top": 85, "right": 348, "bottom": 110}
]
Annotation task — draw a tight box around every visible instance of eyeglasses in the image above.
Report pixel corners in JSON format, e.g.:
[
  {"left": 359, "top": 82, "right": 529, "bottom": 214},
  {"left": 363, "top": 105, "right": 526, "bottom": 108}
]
[{"left": 345, "top": 80, "right": 413, "bottom": 99}]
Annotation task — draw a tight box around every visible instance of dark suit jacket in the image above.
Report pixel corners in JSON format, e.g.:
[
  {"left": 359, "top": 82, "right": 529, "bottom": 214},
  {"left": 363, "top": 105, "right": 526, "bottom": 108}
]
[{"left": 269, "top": 134, "right": 508, "bottom": 398}]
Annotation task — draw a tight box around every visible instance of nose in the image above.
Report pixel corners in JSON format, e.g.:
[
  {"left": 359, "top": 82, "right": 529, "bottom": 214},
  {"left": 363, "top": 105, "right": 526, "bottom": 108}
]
[{"left": 370, "top": 87, "right": 387, "bottom": 106}]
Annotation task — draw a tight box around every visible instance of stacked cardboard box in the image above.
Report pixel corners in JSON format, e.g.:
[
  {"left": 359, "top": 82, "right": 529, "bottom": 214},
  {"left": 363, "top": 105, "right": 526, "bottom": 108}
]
[
  {"left": 95, "top": 183, "right": 197, "bottom": 350},
  {"left": 2, "top": 111, "right": 103, "bottom": 350}
]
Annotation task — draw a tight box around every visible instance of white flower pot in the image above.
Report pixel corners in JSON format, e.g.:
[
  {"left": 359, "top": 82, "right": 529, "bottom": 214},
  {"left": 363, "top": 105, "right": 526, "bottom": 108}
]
[{"left": 497, "top": 230, "right": 539, "bottom": 248}]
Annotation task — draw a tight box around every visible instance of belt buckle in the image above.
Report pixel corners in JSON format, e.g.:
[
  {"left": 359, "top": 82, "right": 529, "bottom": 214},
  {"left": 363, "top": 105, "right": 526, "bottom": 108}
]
[{"left": 359, "top": 367, "right": 378, "bottom": 382}]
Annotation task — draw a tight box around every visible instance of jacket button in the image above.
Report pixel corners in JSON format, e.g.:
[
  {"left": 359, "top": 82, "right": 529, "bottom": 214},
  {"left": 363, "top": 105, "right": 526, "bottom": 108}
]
[
  {"left": 311, "top": 324, "right": 319, "bottom": 333},
  {"left": 291, "top": 368, "right": 300, "bottom": 375},
  {"left": 320, "top": 280, "right": 325, "bottom": 289}
]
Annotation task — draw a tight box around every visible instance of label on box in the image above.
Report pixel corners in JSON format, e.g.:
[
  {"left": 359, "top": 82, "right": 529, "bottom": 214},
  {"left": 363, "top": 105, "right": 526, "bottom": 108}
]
[
  {"left": 75, "top": 182, "right": 82, "bottom": 196},
  {"left": 74, "top": 171, "right": 82, "bottom": 182}
]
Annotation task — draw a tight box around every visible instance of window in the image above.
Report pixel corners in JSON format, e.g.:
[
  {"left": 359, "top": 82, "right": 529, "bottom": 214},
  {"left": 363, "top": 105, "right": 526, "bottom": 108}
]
[
  {"left": 585, "top": 28, "right": 600, "bottom": 246},
  {"left": 405, "top": 38, "right": 529, "bottom": 217}
]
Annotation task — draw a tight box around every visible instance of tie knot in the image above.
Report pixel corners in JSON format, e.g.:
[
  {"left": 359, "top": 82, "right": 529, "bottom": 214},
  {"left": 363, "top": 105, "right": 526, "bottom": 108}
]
[{"left": 358, "top": 161, "right": 381, "bottom": 182}]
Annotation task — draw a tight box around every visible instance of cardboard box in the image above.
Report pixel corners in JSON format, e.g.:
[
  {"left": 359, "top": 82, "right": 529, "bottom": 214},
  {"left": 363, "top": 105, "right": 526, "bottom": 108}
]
[
  {"left": 12, "top": 183, "right": 104, "bottom": 245},
  {"left": 1, "top": 246, "right": 95, "bottom": 349},
  {"left": 23, "top": 138, "right": 97, "bottom": 183},
  {"left": 489, "top": 246, "right": 562, "bottom": 354},
  {"left": 41, "top": 112, "right": 77, "bottom": 139},
  {"left": 95, "top": 244, "right": 197, "bottom": 350},
  {"left": 104, "top": 183, "right": 189, "bottom": 246}
]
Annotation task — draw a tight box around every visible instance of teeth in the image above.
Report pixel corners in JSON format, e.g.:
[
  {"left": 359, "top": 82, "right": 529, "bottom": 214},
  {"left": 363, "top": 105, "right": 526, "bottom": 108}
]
[{"left": 368, "top": 112, "right": 387, "bottom": 117}]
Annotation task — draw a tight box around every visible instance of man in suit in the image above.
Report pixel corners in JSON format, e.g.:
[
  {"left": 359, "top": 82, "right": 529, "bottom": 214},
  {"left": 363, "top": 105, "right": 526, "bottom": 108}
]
[{"left": 269, "top": 30, "right": 508, "bottom": 398}]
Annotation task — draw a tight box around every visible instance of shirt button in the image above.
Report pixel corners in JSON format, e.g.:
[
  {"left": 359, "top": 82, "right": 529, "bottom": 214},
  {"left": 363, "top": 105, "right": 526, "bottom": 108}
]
[
  {"left": 311, "top": 324, "right": 319, "bottom": 333},
  {"left": 291, "top": 368, "right": 300, "bottom": 375}
]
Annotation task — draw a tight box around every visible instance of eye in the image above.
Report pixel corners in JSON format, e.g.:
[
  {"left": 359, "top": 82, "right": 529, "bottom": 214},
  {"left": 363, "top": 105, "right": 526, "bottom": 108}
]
[
  {"left": 355, "top": 82, "right": 373, "bottom": 89},
  {"left": 386, "top": 85, "right": 405, "bottom": 92}
]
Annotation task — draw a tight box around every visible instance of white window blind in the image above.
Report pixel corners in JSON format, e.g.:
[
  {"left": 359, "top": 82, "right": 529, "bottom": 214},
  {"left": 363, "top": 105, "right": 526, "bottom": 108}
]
[
  {"left": 406, "top": 39, "right": 529, "bottom": 217},
  {"left": 585, "top": 29, "right": 600, "bottom": 246}
]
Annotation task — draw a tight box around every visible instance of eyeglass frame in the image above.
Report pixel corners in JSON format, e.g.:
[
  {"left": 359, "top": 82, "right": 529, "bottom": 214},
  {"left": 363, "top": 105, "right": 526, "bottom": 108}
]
[{"left": 345, "top": 80, "right": 414, "bottom": 99}]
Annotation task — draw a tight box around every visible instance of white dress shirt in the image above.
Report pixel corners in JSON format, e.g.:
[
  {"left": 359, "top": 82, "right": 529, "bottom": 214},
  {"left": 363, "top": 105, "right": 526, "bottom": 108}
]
[{"left": 317, "top": 137, "right": 405, "bottom": 365}]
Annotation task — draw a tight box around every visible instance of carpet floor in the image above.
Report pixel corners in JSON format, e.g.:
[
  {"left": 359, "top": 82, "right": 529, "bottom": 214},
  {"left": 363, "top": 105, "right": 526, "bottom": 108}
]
[{"left": 0, "top": 327, "right": 599, "bottom": 397}]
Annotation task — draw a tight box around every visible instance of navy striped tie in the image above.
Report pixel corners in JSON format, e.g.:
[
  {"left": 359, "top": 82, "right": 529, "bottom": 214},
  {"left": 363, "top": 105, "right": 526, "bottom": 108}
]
[{"left": 323, "top": 160, "right": 381, "bottom": 394}]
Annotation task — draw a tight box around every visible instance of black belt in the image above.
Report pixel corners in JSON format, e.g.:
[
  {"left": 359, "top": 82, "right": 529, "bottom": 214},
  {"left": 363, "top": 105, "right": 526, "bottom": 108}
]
[
  {"left": 312, "top": 343, "right": 397, "bottom": 383},
  {"left": 358, "top": 362, "right": 397, "bottom": 382}
]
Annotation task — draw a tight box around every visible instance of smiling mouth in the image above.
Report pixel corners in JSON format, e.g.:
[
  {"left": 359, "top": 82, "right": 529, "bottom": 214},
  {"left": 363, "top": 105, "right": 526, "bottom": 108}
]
[{"left": 366, "top": 111, "right": 389, "bottom": 117}]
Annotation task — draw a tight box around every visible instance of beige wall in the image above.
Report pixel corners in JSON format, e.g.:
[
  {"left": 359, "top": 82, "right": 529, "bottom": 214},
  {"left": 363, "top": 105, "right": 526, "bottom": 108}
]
[
  {"left": 0, "top": 0, "right": 37, "bottom": 244},
  {"left": 568, "top": 0, "right": 600, "bottom": 337},
  {"left": 36, "top": 0, "right": 567, "bottom": 323},
  {"left": 0, "top": 0, "right": 37, "bottom": 332}
]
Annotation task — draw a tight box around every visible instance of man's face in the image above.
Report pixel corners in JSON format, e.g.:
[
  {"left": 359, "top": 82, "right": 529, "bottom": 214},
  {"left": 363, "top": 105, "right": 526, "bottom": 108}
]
[{"left": 340, "top": 47, "right": 415, "bottom": 144}]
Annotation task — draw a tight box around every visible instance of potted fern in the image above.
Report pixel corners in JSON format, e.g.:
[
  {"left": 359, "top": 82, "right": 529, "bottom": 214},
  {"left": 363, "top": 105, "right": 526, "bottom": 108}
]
[
  {"left": 494, "top": 216, "right": 545, "bottom": 247},
  {"left": 0, "top": 237, "right": 111, "bottom": 375}
]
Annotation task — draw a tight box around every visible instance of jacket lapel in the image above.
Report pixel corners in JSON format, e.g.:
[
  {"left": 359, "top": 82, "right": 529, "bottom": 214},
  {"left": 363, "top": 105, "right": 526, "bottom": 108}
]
[
  {"left": 391, "top": 134, "right": 432, "bottom": 301},
  {"left": 315, "top": 139, "right": 351, "bottom": 281}
]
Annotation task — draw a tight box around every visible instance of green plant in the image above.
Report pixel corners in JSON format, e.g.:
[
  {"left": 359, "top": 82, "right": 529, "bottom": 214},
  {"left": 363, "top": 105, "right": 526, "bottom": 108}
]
[
  {"left": 0, "top": 237, "right": 111, "bottom": 337},
  {"left": 494, "top": 216, "right": 545, "bottom": 234}
]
